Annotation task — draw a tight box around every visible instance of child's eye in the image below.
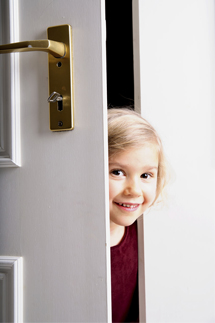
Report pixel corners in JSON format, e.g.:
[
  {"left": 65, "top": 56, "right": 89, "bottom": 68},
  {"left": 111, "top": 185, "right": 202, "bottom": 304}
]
[
  {"left": 141, "top": 173, "right": 152, "bottom": 179},
  {"left": 111, "top": 169, "right": 124, "bottom": 176}
]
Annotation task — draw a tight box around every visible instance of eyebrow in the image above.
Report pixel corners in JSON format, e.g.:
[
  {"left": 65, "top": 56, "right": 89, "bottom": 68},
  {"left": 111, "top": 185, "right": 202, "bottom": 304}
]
[{"left": 109, "top": 162, "right": 158, "bottom": 170}]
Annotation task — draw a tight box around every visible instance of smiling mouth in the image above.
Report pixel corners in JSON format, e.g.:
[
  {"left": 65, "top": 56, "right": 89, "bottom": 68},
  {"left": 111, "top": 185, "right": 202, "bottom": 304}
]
[{"left": 115, "top": 202, "right": 140, "bottom": 209}]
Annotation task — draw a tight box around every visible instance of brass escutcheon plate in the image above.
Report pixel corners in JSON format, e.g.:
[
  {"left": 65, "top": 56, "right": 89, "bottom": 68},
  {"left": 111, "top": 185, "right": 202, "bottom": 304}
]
[{"left": 47, "top": 25, "right": 74, "bottom": 131}]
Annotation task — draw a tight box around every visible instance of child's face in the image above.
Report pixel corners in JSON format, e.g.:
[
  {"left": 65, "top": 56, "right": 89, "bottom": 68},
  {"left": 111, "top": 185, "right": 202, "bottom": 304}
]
[{"left": 109, "top": 145, "right": 158, "bottom": 229}]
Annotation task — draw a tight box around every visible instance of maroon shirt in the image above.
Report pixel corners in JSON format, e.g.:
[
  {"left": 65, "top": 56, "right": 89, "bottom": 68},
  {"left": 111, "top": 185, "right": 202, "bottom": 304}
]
[{"left": 111, "top": 221, "right": 139, "bottom": 323}]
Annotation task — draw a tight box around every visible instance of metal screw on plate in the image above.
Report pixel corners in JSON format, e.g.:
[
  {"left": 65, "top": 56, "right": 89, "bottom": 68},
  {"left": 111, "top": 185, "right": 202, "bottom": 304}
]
[{"left": 58, "top": 121, "right": 63, "bottom": 127}]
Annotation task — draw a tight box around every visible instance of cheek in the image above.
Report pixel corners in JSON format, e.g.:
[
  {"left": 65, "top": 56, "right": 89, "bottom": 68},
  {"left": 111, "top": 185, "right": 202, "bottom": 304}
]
[
  {"left": 109, "top": 181, "right": 117, "bottom": 201},
  {"left": 145, "top": 183, "right": 157, "bottom": 201},
  {"left": 109, "top": 180, "right": 122, "bottom": 201}
]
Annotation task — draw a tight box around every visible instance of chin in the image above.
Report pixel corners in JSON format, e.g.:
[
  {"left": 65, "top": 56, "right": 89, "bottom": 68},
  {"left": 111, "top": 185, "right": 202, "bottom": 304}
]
[{"left": 115, "top": 216, "right": 138, "bottom": 227}]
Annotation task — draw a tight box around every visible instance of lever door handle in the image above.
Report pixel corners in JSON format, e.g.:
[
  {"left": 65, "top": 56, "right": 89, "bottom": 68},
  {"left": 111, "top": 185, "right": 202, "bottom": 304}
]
[
  {"left": 0, "top": 24, "right": 74, "bottom": 131},
  {"left": 0, "top": 40, "right": 66, "bottom": 58}
]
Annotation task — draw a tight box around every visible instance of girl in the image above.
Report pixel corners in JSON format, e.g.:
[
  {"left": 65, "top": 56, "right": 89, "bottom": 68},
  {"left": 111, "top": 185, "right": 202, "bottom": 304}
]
[{"left": 108, "top": 108, "right": 168, "bottom": 322}]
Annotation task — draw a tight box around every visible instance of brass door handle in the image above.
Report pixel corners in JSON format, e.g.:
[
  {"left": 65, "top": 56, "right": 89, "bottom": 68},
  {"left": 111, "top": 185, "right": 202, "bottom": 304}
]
[
  {"left": 0, "top": 40, "right": 66, "bottom": 58},
  {"left": 0, "top": 24, "right": 74, "bottom": 131}
]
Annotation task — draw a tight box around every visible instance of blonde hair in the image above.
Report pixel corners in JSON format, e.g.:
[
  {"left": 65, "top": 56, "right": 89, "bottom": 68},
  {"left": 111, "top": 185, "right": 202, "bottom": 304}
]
[{"left": 108, "top": 108, "right": 168, "bottom": 205}]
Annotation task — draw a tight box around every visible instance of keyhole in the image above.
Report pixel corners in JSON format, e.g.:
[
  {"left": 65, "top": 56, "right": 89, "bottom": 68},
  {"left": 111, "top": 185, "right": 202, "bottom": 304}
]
[{"left": 57, "top": 96, "right": 63, "bottom": 111}]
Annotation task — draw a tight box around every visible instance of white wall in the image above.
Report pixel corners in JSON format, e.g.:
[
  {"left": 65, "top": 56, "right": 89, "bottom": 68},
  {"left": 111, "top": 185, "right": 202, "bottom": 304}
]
[{"left": 136, "top": 0, "right": 215, "bottom": 322}]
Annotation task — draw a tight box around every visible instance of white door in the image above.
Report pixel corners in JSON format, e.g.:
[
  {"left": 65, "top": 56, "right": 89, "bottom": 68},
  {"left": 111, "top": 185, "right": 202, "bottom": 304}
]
[
  {"left": 133, "top": 0, "right": 215, "bottom": 322},
  {"left": 0, "top": 0, "right": 111, "bottom": 322}
]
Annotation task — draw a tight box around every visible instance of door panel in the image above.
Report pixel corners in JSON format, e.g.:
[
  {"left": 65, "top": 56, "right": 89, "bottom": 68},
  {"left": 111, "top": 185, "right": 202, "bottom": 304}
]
[{"left": 0, "top": 0, "right": 110, "bottom": 322}]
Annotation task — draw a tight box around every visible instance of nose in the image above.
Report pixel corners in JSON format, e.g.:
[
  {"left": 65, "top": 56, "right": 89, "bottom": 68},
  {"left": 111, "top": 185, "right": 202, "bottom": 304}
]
[{"left": 123, "top": 177, "right": 142, "bottom": 197}]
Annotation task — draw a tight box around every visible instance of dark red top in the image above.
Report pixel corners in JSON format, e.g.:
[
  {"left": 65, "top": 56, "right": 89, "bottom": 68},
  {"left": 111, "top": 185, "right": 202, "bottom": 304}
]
[{"left": 111, "top": 221, "right": 139, "bottom": 323}]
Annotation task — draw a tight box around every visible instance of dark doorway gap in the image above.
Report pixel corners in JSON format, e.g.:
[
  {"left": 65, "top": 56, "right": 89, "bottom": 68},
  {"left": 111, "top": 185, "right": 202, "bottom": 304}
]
[{"left": 105, "top": 0, "right": 134, "bottom": 109}]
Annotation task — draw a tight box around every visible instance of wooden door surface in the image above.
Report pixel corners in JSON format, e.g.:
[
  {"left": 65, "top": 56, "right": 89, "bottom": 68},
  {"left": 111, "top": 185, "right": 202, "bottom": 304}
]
[{"left": 0, "top": 0, "right": 111, "bottom": 322}]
